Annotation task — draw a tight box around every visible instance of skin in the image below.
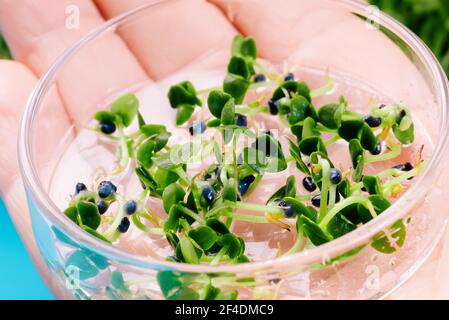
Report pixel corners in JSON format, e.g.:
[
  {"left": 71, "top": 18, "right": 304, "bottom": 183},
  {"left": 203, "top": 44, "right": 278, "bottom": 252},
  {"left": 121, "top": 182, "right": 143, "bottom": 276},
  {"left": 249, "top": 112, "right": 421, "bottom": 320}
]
[{"left": 0, "top": 0, "right": 448, "bottom": 299}]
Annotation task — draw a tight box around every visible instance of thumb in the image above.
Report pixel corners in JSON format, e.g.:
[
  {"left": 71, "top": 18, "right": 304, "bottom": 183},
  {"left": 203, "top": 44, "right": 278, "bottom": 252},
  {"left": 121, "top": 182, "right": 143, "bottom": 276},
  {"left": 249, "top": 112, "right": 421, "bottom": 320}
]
[{"left": 0, "top": 60, "right": 69, "bottom": 298}]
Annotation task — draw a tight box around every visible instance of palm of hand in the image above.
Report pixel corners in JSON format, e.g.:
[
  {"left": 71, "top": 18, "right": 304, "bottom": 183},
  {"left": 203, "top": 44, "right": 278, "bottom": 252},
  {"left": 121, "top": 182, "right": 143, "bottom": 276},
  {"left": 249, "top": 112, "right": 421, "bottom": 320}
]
[{"left": 0, "top": 0, "right": 445, "bottom": 299}]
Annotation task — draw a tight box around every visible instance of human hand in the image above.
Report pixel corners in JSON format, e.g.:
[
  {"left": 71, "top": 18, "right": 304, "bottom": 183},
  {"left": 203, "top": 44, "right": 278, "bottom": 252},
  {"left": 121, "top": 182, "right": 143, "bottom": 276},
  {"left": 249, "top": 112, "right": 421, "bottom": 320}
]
[{"left": 0, "top": 0, "right": 444, "bottom": 299}]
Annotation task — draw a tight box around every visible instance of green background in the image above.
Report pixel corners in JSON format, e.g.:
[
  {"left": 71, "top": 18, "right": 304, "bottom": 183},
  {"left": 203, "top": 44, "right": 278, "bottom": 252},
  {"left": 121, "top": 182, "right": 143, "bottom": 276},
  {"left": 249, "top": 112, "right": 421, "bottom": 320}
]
[{"left": 369, "top": 0, "right": 449, "bottom": 73}]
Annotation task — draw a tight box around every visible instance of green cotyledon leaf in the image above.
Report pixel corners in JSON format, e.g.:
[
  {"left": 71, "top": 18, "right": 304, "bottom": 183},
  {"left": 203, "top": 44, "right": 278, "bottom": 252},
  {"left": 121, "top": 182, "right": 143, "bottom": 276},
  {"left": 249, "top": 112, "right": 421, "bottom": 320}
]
[
  {"left": 207, "top": 90, "right": 234, "bottom": 119},
  {"left": 153, "top": 131, "right": 171, "bottom": 152},
  {"left": 166, "top": 232, "right": 180, "bottom": 250},
  {"left": 301, "top": 117, "right": 320, "bottom": 139},
  {"left": 221, "top": 98, "right": 236, "bottom": 125},
  {"left": 338, "top": 118, "right": 364, "bottom": 142},
  {"left": 337, "top": 179, "right": 351, "bottom": 198},
  {"left": 278, "top": 97, "right": 292, "bottom": 116},
  {"left": 327, "top": 213, "right": 357, "bottom": 238},
  {"left": 222, "top": 179, "right": 238, "bottom": 202},
  {"left": 299, "top": 215, "right": 333, "bottom": 246},
  {"left": 94, "top": 111, "right": 116, "bottom": 124},
  {"left": 135, "top": 166, "right": 159, "bottom": 194},
  {"left": 76, "top": 200, "right": 101, "bottom": 230},
  {"left": 359, "top": 124, "right": 378, "bottom": 153},
  {"left": 137, "top": 139, "right": 156, "bottom": 169},
  {"left": 153, "top": 167, "right": 180, "bottom": 189},
  {"left": 288, "top": 139, "right": 310, "bottom": 175},
  {"left": 175, "top": 235, "right": 202, "bottom": 263},
  {"left": 140, "top": 124, "right": 167, "bottom": 137},
  {"left": 162, "top": 183, "right": 186, "bottom": 213},
  {"left": 185, "top": 190, "right": 199, "bottom": 216},
  {"left": 217, "top": 233, "right": 244, "bottom": 259},
  {"left": 188, "top": 226, "right": 218, "bottom": 251},
  {"left": 167, "top": 81, "right": 201, "bottom": 109},
  {"left": 318, "top": 103, "right": 344, "bottom": 130},
  {"left": 223, "top": 73, "right": 250, "bottom": 104},
  {"left": 287, "top": 95, "right": 312, "bottom": 125},
  {"left": 207, "top": 118, "right": 221, "bottom": 128},
  {"left": 206, "top": 218, "right": 230, "bottom": 235},
  {"left": 176, "top": 105, "right": 195, "bottom": 126},
  {"left": 110, "top": 93, "right": 139, "bottom": 127},
  {"left": 64, "top": 206, "right": 79, "bottom": 224},
  {"left": 203, "top": 283, "right": 221, "bottom": 300},
  {"left": 242, "top": 145, "right": 287, "bottom": 174},
  {"left": 137, "top": 111, "right": 146, "bottom": 128},
  {"left": 241, "top": 147, "right": 267, "bottom": 173},
  {"left": 349, "top": 139, "right": 365, "bottom": 182},
  {"left": 393, "top": 120, "right": 415, "bottom": 144},
  {"left": 250, "top": 134, "right": 287, "bottom": 173},
  {"left": 357, "top": 195, "right": 391, "bottom": 224},
  {"left": 291, "top": 124, "right": 303, "bottom": 141},
  {"left": 339, "top": 203, "right": 361, "bottom": 225},
  {"left": 362, "top": 175, "right": 382, "bottom": 195},
  {"left": 0, "top": 34, "right": 12, "bottom": 59},
  {"left": 296, "top": 96, "right": 316, "bottom": 119},
  {"left": 231, "top": 34, "right": 257, "bottom": 60},
  {"left": 227, "top": 56, "right": 251, "bottom": 80},
  {"left": 164, "top": 205, "right": 182, "bottom": 233},
  {"left": 179, "top": 237, "right": 200, "bottom": 264},
  {"left": 154, "top": 151, "right": 180, "bottom": 171},
  {"left": 265, "top": 156, "right": 287, "bottom": 173},
  {"left": 299, "top": 136, "right": 327, "bottom": 156},
  {"left": 140, "top": 124, "right": 171, "bottom": 152}
]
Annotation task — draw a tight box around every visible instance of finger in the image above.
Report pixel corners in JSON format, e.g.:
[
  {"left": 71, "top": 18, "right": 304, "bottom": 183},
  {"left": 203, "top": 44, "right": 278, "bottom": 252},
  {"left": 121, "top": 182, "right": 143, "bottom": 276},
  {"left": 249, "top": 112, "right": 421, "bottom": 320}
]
[
  {"left": 209, "top": 0, "right": 346, "bottom": 61},
  {"left": 93, "top": 0, "right": 237, "bottom": 79},
  {"left": 0, "top": 0, "right": 149, "bottom": 124},
  {"left": 0, "top": 60, "right": 70, "bottom": 191},
  {"left": 0, "top": 60, "right": 71, "bottom": 298},
  {"left": 209, "top": 0, "right": 433, "bottom": 107}
]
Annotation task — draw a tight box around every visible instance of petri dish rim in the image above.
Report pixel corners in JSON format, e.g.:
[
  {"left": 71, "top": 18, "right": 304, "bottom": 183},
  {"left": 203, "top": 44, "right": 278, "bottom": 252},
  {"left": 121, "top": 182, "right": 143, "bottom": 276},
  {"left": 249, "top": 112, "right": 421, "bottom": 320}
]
[{"left": 18, "top": 0, "right": 449, "bottom": 274}]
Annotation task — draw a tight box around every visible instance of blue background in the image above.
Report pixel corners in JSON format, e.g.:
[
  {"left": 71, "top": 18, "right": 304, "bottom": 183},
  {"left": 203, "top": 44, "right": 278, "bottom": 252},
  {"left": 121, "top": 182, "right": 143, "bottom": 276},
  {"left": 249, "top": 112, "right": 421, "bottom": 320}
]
[{"left": 0, "top": 198, "right": 53, "bottom": 299}]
